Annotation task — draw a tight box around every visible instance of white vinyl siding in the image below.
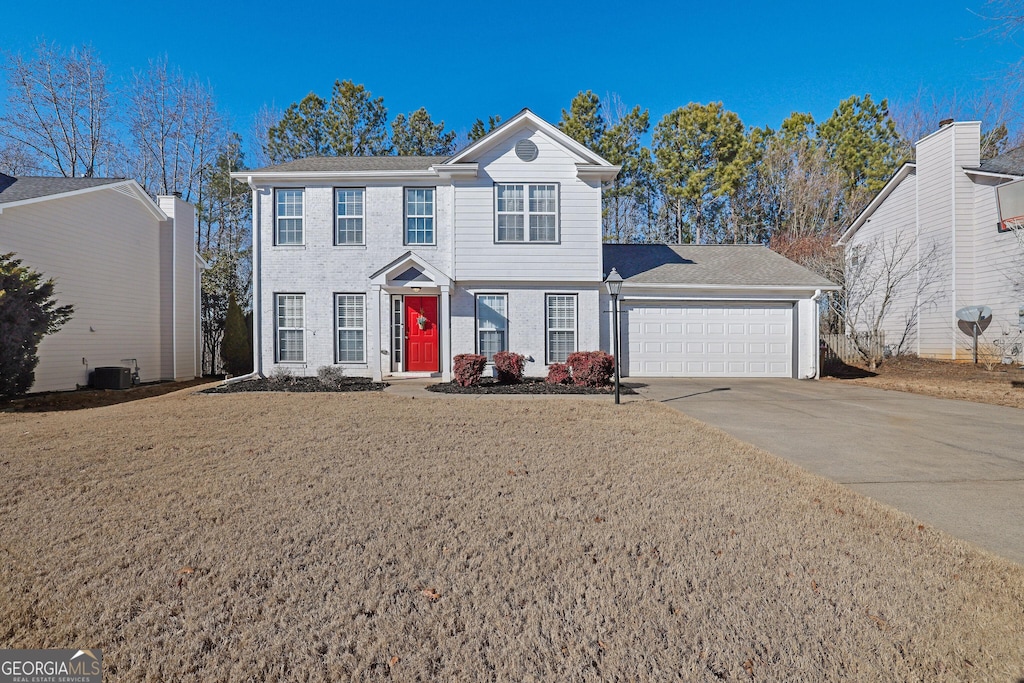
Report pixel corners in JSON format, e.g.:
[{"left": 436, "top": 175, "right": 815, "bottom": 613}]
[
  {"left": 476, "top": 294, "right": 507, "bottom": 361},
  {"left": 335, "top": 294, "right": 365, "bottom": 363},
  {"left": 335, "top": 189, "right": 364, "bottom": 245},
  {"left": 275, "top": 189, "right": 304, "bottom": 245},
  {"left": 495, "top": 183, "right": 558, "bottom": 242},
  {"left": 276, "top": 294, "right": 305, "bottom": 362},
  {"left": 546, "top": 294, "right": 577, "bottom": 363},
  {"left": 405, "top": 188, "right": 435, "bottom": 245}
]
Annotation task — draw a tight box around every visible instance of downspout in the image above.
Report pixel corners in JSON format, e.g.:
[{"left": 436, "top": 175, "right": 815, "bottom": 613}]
[
  {"left": 172, "top": 204, "right": 177, "bottom": 380},
  {"left": 950, "top": 133, "right": 957, "bottom": 360},
  {"left": 812, "top": 289, "right": 822, "bottom": 379},
  {"left": 224, "top": 181, "right": 264, "bottom": 385}
]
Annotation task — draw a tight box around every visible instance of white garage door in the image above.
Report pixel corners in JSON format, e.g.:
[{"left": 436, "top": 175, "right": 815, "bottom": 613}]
[{"left": 623, "top": 303, "right": 793, "bottom": 377}]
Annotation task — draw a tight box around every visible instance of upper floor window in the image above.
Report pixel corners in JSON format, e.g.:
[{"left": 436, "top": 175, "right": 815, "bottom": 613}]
[
  {"left": 275, "top": 189, "right": 304, "bottom": 245},
  {"left": 495, "top": 183, "right": 558, "bottom": 243},
  {"left": 335, "top": 189, "right": 365, "bottom": 245},
  {"left": 406, "top": 188, "right": 435, "bottom": 245}
]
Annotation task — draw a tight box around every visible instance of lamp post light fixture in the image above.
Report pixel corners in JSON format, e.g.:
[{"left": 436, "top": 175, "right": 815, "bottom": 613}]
[{"left": 604, "top": 268, "right": 623, "bottom": 405}]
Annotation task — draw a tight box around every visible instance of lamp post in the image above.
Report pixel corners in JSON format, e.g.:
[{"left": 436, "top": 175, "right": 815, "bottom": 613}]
[{"left": 604, "top": 268, "right": 623, "bottom": 405}]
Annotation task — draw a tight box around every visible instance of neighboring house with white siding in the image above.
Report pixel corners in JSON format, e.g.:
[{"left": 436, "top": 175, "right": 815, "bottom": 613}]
[
  {"left": 238, "top": 109, "right": 835, "bottom": 381},
  {"left": 839, "top": 121, "right": 1024, "bottom": 361},
  {"left": 0, "top": 175, "right": 204, "bottom": 392}
]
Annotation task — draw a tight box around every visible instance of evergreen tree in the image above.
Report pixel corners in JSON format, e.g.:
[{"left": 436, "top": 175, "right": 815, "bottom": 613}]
[
  {"left": 0, "top": 253, "right": 74, "bottom": 398},
  {"left": 391, "top": 108, "right": 457, "bottom": 155},
  {"left": 652, "top": 102, "right": 746, "bottom": 244},
  {"left": 266, "top": 80, "right": 391, "bottom": 163},
  {"left": 220, "top": 291, "right": 252, "bottom": 376},
  {"left": 817, "top": 94, "right": 906, "bottom": 200},
  {"left": 559, "top": 90, "right": 605, "bottom": 152},
  {"left": 468, "top": 115, "right": 502, "bottom": 142}
]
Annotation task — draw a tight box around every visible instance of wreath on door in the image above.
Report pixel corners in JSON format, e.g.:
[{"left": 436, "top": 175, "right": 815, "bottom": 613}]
[{"left": 416, "top": 312, "right": 428, "bottom": 329}]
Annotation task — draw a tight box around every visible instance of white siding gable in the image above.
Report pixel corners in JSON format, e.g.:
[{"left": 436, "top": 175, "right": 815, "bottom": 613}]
[{"left": 453, "top": 125, "right": 603, "bottom": 282}]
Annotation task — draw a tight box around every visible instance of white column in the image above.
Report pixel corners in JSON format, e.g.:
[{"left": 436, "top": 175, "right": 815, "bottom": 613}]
[
  {"left": 440, "top": 285, "right": 451, "bottom": 381},
  {"left": 370, "top": 284, "right": 383, "bottom": 381}
]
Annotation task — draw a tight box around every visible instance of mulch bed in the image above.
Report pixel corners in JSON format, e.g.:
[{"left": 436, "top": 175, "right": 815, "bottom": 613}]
[
  {"left": 427, "top": 377, "right": 637, "bottom": 395},
  {"left": 202, "top": 376, "right": 388, "bottom": 394},
  {"left": 1, "top": 377, "right": 217, "bottom": 413}
]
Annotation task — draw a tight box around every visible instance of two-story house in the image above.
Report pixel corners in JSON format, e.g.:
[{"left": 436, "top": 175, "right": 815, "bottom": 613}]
[
  {"left": 238, "top": 109, "right": 834, "bottom": 381},
  {"left": 840, "top": 120, "right": 1024, "bottom": 361}
]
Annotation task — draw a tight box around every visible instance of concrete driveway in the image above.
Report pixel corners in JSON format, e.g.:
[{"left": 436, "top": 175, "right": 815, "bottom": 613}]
[{"left": 632, "top": 378, "right": 1024, "bottom": 565}]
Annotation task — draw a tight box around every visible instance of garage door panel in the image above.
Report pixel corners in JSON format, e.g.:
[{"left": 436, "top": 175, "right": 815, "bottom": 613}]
[{"left": 623, "top": 303, "right": 792, "bottom": 378}]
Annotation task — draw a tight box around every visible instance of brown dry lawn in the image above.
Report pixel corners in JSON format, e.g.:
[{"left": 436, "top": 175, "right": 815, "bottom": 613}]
[
  {"left": 1, "top": 390, "right": 1023, "bottom": 681},
  {"left": 825, "top": 356, "right": 1024, "bottom": 409}
]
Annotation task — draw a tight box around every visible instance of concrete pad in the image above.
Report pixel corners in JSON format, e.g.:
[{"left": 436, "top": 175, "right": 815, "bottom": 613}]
[{"left": 633, "top": 378, "right": 1024, "bottom": 565}]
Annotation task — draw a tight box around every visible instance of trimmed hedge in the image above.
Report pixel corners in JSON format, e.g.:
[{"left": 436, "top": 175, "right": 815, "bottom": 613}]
[
  {"left": 545, "top": 362, "right": 572, "bottom": 385},
  {"left": 566, "top": 351, "right": 615, "bottom": 387},
  {"left": 453, "top": 354, "right": 487, "bottom": 387},
  {"left": 493, "top": 351, "right": 526, "bottom": 383}
]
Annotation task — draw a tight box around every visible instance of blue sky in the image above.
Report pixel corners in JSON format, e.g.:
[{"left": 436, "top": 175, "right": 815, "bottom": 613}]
[{"left": 0, "top": 0, "right": 1017, "bottom": 146}]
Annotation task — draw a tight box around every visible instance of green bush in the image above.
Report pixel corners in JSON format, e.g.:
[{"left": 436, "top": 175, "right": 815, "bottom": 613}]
[{"left": 0, "top": 253, "right": 73, "bottom": 398}]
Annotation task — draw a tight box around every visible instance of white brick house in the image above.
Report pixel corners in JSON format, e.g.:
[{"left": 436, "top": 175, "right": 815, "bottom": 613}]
[{"left": 239, "top": 109, "right": 834, "bottom": 381}]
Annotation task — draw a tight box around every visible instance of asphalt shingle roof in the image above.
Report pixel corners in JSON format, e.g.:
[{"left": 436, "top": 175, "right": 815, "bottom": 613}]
[
  {"left": 602, "top": 244, "right": 836, "bottom": 288},
  {"left": 249, "top": 156, "right": 449, "bottom": 173},
  {"left": 975, "top": 146, "right": 1024, "bottom": 176},
  {"left": 0, "top": 174, "right": 126, "bottom": 204}
]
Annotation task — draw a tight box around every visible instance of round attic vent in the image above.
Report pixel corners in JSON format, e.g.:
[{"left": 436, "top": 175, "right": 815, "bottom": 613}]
[{"left": 515, "top": 139, "right": 538, "bottom": 162}]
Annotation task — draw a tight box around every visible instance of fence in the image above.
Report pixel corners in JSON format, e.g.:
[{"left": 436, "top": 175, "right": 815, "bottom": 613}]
[{"left": 821, "top": 332, "right": 885, "bottom": 365}]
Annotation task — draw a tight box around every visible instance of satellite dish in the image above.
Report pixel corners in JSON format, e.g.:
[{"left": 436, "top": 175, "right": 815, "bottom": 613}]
[
  {"left": 956, "top": 305, "right": 992, "bottom": 323},
  {"left": 956, "top": 305, "right": 993, "bottom": 364}
]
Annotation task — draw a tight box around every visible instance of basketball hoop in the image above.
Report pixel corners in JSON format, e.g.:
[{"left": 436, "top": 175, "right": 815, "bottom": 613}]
[{"left": 1001, "top": 215, "right": 1024, "bottom": 249}]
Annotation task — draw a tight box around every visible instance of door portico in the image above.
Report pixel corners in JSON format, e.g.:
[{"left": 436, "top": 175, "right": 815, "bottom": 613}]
[{"left": 369, "top": 252, "right": 453, "bottom": 381}]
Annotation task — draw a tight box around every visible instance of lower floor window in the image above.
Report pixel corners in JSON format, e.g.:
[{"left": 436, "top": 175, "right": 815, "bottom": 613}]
[
  {"left": 276, "top": 293, "right": 305, "bottom": 362},
  {"left": 336, "top": 294, "right": 366, "bottom": 363},
  {"left": 476, "top": 294, "right": 507, "bottom": 362},
  {"left": 546, "top": 294, "right": 576, "bottom": 363}
]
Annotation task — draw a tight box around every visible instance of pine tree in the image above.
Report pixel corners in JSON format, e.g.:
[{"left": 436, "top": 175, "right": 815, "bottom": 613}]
[
  {"left": 220, "top": 291, "right": 252, "bottom": 376},
  {"left": 0, "top": 253, "right": 74, "bottom": 398}
]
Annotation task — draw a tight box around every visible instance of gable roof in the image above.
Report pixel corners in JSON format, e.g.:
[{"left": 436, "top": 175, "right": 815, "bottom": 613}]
[
  {"left": 837, "top": 163, "right": 917, "bottom": 245},
  {"left": 603, "top": 244, "right": 837, "bottom": 290},
  {"left": 0, "top": 174, "right": 165, "bottom": 220},
  {"left": 443, "top": 108, "right": 619, "bottom": 181},
  {"left": 972, "top": 145, "right": 1024, "bottom": 177},
  {"left": 0, "top": 174, "right": 127, "bottom": 204},
  {"left": 248, "top": 156, "right": 447, "bottom": 174}
]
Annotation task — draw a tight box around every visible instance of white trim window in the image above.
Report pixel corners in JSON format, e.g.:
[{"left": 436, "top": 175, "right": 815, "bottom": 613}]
[
  {"left": 495, "top": 183, "right": 558, "bottom": 242},
  {"left": 335, "top": 189, "right": 364, "bottom": 245},
  {"left": 405, "top": 188, "right": 435, "bottom": 245},
  {"left": 276, "top": 293, "right": 305, "bottom": 362},
  {"left": 275, "top": 189, "right": 304, "bottom": 245},
  {"left": 546, "top": 294, "right": 576, "bottom": 364},
  {"left": 476, "top": 294, "right": 508, "bottom": 362},
  {"left": 335, "top": 294, "right": 366, "bottom": 363}
]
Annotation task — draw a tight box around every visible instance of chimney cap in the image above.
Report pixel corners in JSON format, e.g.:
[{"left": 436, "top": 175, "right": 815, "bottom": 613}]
[{"left": 939, "top": 118, "right": 955, "bottom": 128}]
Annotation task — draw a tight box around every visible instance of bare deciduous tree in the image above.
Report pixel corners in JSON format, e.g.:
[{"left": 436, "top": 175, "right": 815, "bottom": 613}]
[
  {"left": 0, "top": 41, "right": 115, "bottom": 177},
  {"left": 124, "top": 56, "right": 222, "bottom": 202},
  {"left": 834, "top": 230, "right": 942, "bottom": 369}
]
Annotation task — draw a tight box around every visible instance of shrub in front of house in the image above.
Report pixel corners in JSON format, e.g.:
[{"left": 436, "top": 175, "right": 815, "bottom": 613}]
[
  {"left": 317, "top": 366, "right": 347, "bottom": 389},
  {"left": 566, "top": 351, "right": 614, "bottom": 387},
  {"left": 453, "top": 354, "right": 487, "bottom": 387},
  {"left": 493, "top": 351, "right": 526, "bottom": 383},
  {"left": 545, "top": 362, "right": 571, "bottom": 385}
]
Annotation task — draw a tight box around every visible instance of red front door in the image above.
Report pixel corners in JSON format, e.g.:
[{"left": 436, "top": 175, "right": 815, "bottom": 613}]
[{"left": 405, "top": 296, "right": 439, "bottom": 372}]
